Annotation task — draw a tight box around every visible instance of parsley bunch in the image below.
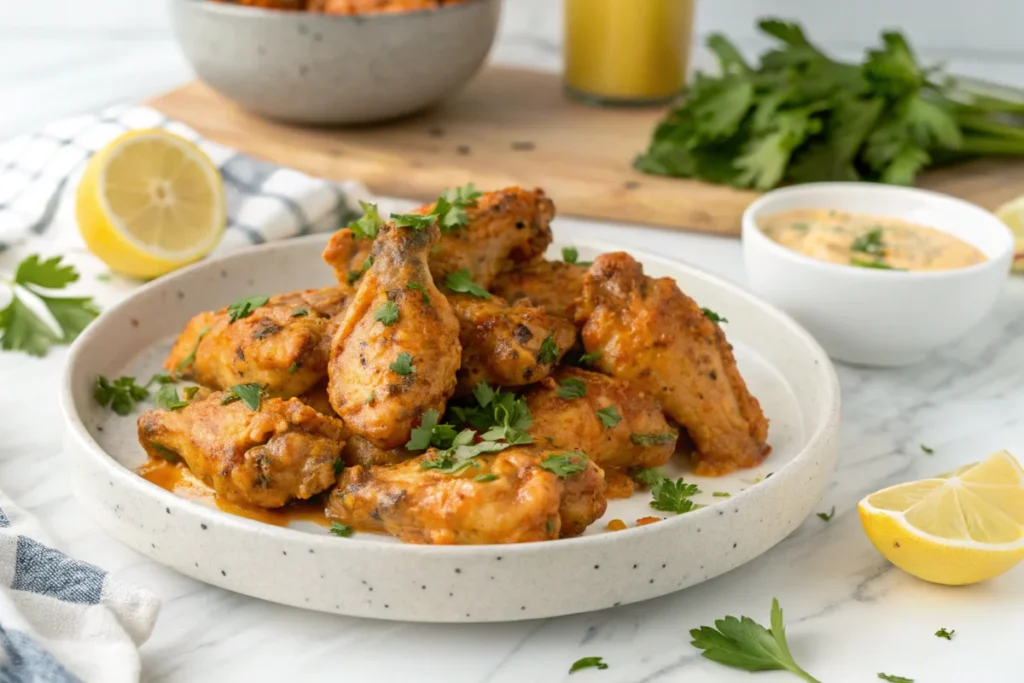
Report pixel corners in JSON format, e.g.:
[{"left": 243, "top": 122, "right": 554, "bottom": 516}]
[
  {"left": 450, "top": 381, "right": 534, "bottom": 445},
  {"left": 0, "top": 255, "right": 99, "bottom": 356},
  {"left": 637, "top": 20, "right": 1024, "bottom": 190}
]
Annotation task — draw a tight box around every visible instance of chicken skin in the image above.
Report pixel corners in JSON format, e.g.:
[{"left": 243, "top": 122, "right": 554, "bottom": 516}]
[
  {"left": 327, "top": 221, "right": 461, "bottom": 449},
  {"left": 451, "top": 293, "right": 577, "bottom": 394},
  {"left": 138, "top": 392, "right": 344, "bottom": 509},
  {"left": 490, "top": 259, "right": 587, "bottom": 320},
  {"left": 576, "top": 253, "right": 769, "bottom": 476},
  {"left": 326, "top": 446, "right": 606, "bottom": 544},
  {"left": 164, "top": 287, "right": 349, "bottom": 398},
  {"left": 525, "top": 368, "right": 677, "bottom": 471},
  {"left": 299, "top": 384, "right": 411, "bottom": 466}
]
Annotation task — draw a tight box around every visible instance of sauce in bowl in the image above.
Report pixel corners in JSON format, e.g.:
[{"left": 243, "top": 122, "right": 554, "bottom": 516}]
[{"left": 759, "top": 209, "right": 987, "bottom": 272}]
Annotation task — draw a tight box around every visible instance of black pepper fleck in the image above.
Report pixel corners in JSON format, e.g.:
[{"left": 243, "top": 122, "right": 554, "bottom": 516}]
[
  {"left": 200, "top": 523, "right": 207, "bottom": 530},
  {"left": 221, "top": 570, "right": 226, "bottom": 576}
]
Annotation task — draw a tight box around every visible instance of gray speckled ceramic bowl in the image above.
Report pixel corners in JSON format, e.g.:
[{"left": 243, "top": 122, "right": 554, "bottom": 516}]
[{"left": 171, "top": 0, "right": 501, "bottom": 124}]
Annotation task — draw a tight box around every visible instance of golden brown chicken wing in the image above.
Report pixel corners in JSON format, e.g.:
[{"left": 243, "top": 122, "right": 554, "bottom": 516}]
[
  {"left": 450, "top": 293, "right": 576, "bottom": 394},
  {"left": 298, "top": 384, "right": 411, "bottom": 466},
  {"left": 164, "top": 287, "right": 349, "bottom": 398},
  {"left": 326, "top": 446, "right": 606, "bottom": 544},
  {"left": 525, "top": 367, "right": 677, "bottom": 471},
  {"left": 327, "top": 221, "right": 461, "bottom": 449},
  {"left": 138, "top": 392, "right": 344, "bottom": 508},
  {"left": 489, "top": 259, "right": 587, "bottom": 320},
  {"left": 576, "top": 253, "right": 769, "bottom": 476}
]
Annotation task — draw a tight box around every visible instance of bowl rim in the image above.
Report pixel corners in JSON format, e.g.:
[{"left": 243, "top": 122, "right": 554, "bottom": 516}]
[
  {"left": 175, "top": 0, "right": 496, "bottom": 21},
  {"left": 742, "top": 181, "right": 1014, "bottom": 280},
  {"left": 60, "top": 234, "right": 841, "bottom": 559}
]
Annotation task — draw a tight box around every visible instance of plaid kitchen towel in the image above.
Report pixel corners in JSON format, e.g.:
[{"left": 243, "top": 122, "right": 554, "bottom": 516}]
[
  {"left": 0, "top": 489, "right": 158, "bottom": 683},
  {"left": 0, "top": 104, "right": 370, "bottom": 254}
]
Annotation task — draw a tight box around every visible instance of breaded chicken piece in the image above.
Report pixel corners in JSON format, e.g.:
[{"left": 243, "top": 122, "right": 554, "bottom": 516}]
[
  {"left": 321, "top": 187, "right": 554, "bottom": 291},
  {"left": 299, "top": 384, "right": 412, "bottom": 467},
  {"left": 164, "top": 287, "right": 349, "bottom": 398},
  {"left": 576, "top": 253, "right": 769, "bottom": 476},
  {"left": 326, "top": 446, "right": 606, "bottom": 544},
  {"left": 138, "top": 392, "right": 344, "bottom": 508},
  {"left": 327, "top": 221, "right": 461, "bottom": 449},
  {"left": 525, "top": 367, "right": 677, "bottom": 471},
  {"left": 489, "top": 259, "right": 587, "bottom": 320},
  {"left": 450, "top": 293, "right": 576, "bottom": 394}
]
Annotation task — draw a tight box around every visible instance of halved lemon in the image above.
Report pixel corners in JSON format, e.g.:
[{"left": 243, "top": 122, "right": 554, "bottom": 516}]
[
  {"left": 858, "top": 450, "right": 1024, "bottom": 585},
  {"left": 994, "top": 196, "right": 1024, "bottom": 273},
  {"left": 76, "top": 129, "right": 225, "bottom": 279}
]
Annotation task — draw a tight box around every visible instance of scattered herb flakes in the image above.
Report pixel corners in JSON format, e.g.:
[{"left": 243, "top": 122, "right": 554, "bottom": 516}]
[
  {"left": 713, "top": 491, "right": 731, "bottom": 498},
  {"left": 851, "top": 226, "right": 886, "bottom": 256},
  {"left": 391, "top": 212, "right": 436, "bottom": 230},
  {"left": 878, "top": 674, "right": 914, "bottom": 683},
  {"left": 291, "top": 307, "right": 309, "bottom": 317},
  {"left": 540, "top": 452, "right": 588, "bottom": 477},
  {"left": 562, "top": 247, "right": 593, "bottom": 267},
  {"left": 651, "top": 477, "right": 701, "bottom": 514},
  {"left": 817, "top": 506, "right": 836, "bottom": 522},
  {"left": 691, "top": 599, "right": 822, "bottom": 683},
  {"left": 578, "top": 349, "right": 602, "bottom": 365},
  {"left": 596, "top": 406, "right": 621, "bottom": 429},
  {"left": 701, "top": 307, "right": 729, "bottom": 324},
  {"left": 374, "top": 300, "right": 399, "bottom": 326},
  {"left": 182, "top": 386, "right": 200, "bottom": 400},
  {"left": 154, "top": 384, "right": 189, "bottom": 411},
  {"left": 223, "top": 383, "right": 264, "bottom": 410},
  {"left": 347, "top": 256, "right": 373, "bottom": 284},
  {"left": 935, "top": 627, "right": 955, "bottom": 640},
  {"left": 175, "top": 327, "right": 209, "bottom": 378},
  {"left": 390, "top": 351, "right": 416, "bottom": 376},
  {"left": 407, "top": 281, "right": 430, "bottom": 304},
  {"left": 226, "top": 295, "right": 269, "bottom": 323},
  {"left": 920, "top": 443, "right": 935, "bottom": 455},
  {"left": 537, "top": 334, "right": 559, "bottom": 364},
  {"left": 569, "top": 657, "right": 608, "bottom": 674},
  {"left": 329, "top": 522, "right": 354, "bottom": 538},
  {"left": 556, "top": 377, "right": 587, "bottom": 399},
  {"left": 406, "top": 409, "right": 459, "bottom": 451},
  {"left": 347, "top": 200, "right": 384, "bottom": 240},
  {"left": 474, "top": 473, "right": 499, "bottom": 483},
  {"left": 446, "top": 269, "right": 490, "bottom": 299},
  {"left": 630, "top": 432, "right": 676, "bottom": 447},
  {"left": 94, "top": 375, "right": 149, "bottom": 415}
]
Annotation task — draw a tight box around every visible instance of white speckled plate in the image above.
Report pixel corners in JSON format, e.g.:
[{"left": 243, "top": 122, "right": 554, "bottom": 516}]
[{"left": 60, "top": 236, "right": 840, "bottom": 623}]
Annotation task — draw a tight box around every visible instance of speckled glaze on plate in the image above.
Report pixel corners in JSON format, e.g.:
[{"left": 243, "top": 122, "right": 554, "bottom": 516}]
[{"left": 60, "top": 236, "right": 841, "bottom": 623}]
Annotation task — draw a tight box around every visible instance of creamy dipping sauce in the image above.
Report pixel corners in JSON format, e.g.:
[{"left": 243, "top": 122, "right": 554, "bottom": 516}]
[{"left": 759, "top": 209, "right": 987, "bottom": 272}]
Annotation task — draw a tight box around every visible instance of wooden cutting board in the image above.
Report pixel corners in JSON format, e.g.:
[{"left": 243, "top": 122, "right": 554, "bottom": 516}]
[{"left": 149, "top": 66, "right": 1024, "bottom": 236}]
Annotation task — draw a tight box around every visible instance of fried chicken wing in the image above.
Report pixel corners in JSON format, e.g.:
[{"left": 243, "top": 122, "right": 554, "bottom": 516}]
[
  {"left": 327, "top": 221, "right": 461, "bottom": 449},
  {"left": 299, "top": 384, "right": 411, "bottom": 466},
  {"left": 576, "top": 253, "right": 769, "bottom": 476},
  {"left": 138, "top": 392, "right": 344, "bottom": 508},
  {"left": 525, "top": 367, "right": 677, "bottom": 471},
  {"left": 489, "top": 259, "right": 587, "bottom": 320},
  {"left": 451, "top": 293, "right": 576, "bottom": 394},
  {"left": 164, "top": 287, "right": 349, "bottom": 398},
  {"left": 326, "top": 446, "right": 606, "bottom": 544}
]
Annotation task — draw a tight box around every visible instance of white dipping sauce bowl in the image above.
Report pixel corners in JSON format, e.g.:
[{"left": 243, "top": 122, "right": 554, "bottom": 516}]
[{"left": 742, "top": 183, "right": 1013, "bottom": 367}]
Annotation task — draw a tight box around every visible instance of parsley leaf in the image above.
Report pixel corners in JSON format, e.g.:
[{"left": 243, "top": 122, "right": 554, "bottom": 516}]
[
  {"left": 391, "top": 213, "right": 436, "bottom": 230},
  {"left": 291, "top": 307, "right": 309, "bottom": 317},
  {"left": 390, "top": 351, "right": 416, "bottom": 376},
  {"left": 446, "top": 269, "right": 490, "bottom": 299},
  {"left": 630, "top": 467, "right": 667, "bottom": 488},
  {"left": 420, "top": 430, "right": 510, "bottom": 474},
  {"left": 651, "top": 477, "right": 701, "bottom": 514},
  {"left": 287, "top": 362, "right": 300, "bottom": 374},
  {"left": 442, "top": 182, "right": 482, "bottom": 208},
  {"left": 851, "top": 226, "right": 886, "bottom": 255},
  {"left": 406, "top": 409, "right": 459, "bottom": 451},
  {"left": 227, "top": 295, "right": 269, "bottom": 323},
  {"left": 347, "top": 200, "right": 384, "bottom": 240},
  {"left": 536, "top": 334, "right": 559, "bottom": 364},
  {"left": 578, "top": 349, "right": 602, "bottom": 365},
  {"left": 817, "top": 506, "right": 836, "bottom": 522},
  {"left": 154, "top": 384, "right": 189, "bottom": 411},
  {"left": 222, "top": 383, "right": 264, "bottom": 410},
  {"left": 15, "top": 255, "right": 79, "bottom": 289},
  {"left": 147, "top": 373, "right": 175, "bottom": 387},
  {"left": 596, "top": 406, "right": 621, "bottom": 428},
  {"left": 182, "top": 386, "right": 199, "bottom": 400},
  {"left": 94, "top": 375, "right": 150, "bottom": 416},
  {"left": 175, "top": 327, "right": 210, "bottom": 378},
  {"left": 691, "top": 599, "right": 822, "bottom": 683},
  {"left": 540, "top": 452, "right": 588, "bottom": 477},
  {"left": 347, "top": 256, "right": 373, "bottom": 284},
  {"left": 878, "top": 674, "right": 913, "bottom": 683},
  {"left": 935, "top": 627, "right": 954, "bottom": 640},
  {"left": 701, "top": 307, "right": 728, "bottom": 324},
  {"left": 850, "top": 258, "right": 903, "bottom": 270},
  {"left": 330, "top": 522, "right": 354, "bottom": 537},
  {"left": 0, "top": 296, "right": 60, "bottom": 356},
  {"left": 407, "top": 281, "right": 430, "bottom": 304},
  {"left": 920, "top": 443, "right": 934, "bottom": 454},
  {"left": 450, "top": 383, "right": 533, "bottom": 446},
  {"left": 556, "top": 377, "right": 587, "bottom": 399},
  {"left": 630, "top": 432, "right": 677, "bottom": 447},
  {"left": 562, "top": 247, "right": 592, "bottom": 267},
  {"left": 374, "top": 300, "right": 399, "bottom": 326},
  {"left": 473, "top": 380, "right": 496, "bottom": 408},
  {"left": 474, "top": 473, "right": 499, "bottom": 483},
  {"left": 569, "top": 656, "right": 609, "bottom": 673},
  {"left": 713, "top": 491, "right": 731, "bottom": 498}
]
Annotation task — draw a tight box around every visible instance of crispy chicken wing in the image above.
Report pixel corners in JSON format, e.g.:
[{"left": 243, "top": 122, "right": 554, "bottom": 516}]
[
  {"left": 451, "top": 293, "right": 576, "bottom": 394},
  {"left": 326, "top": 446, "right": 606, "bottom": 544},
  {"left": 164, "top": 287, "right": 349, "bottom": 398},
  {"left": 327, "top": 221, "right": 461, "bottom": 449},
  {"left": 299, "top": 384, "right": 411, "bottom": 466},
  {"left": 489, "top": 259, "right": 587, "bottom": 320},
  {"left": 138, "top": 392, "right": 344, "bottom": 508},
  {"left": 576, "top": 253, "right": 769, "bottom": 476},
  {"left": 525, "top": 367, "right": 677, "bottom": 471}
]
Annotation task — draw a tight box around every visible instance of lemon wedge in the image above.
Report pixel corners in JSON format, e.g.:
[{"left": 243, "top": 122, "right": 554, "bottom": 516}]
[
  {"left": 858, "top": 450, "right": 1024, "bottom": 585},
  {"left": 994, "top": 196, "right": 1024, "bottom": 272},
  {"left": 76, "top": 129, "right": 225, "bottom": 279}
]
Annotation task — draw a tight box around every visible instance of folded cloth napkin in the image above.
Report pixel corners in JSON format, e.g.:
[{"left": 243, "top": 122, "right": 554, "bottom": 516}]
[{"left": 0, "top": 103, "right": 369, "bottom": 251}]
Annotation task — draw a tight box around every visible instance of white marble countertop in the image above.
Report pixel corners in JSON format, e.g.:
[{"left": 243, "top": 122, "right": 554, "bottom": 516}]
[{"left": 3, "top": 2, "right": 1024, "bottom": 682}]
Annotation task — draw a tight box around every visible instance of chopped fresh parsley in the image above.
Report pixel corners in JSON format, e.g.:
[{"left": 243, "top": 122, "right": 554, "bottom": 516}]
[
  {"left": 474, "top": 473, "right": 499, "bottom": 483},
  {"left": 556, "top": 377, "right": 587, "bottom": 399},
  {"left": 390, "top": 351, "right": 416, "bottom": 376},
  {"left": 920, "top": 443, "right": 934, "bottom": 455},
  {"left": 630, "top": 467, "right": 667, "bottom": 488},
  {"left": 94, "top": 375, "right": 150, "bottom": 415},
  {"left": 430, "top": 182, "right": 481, "bottom": 232},
  {"left": 347, "top": 256, "right": 373, "bottom": 284},
  {"left": 562, "top": 247, "right": 592, "bottom": 267},
  {"left": 221, "top": 383, "right": 264, "bottom": 410},
  {"left": 333, "top": 458, "right": 345, "bottom": 475},
  {"left": 536, "top": 334, "right": 559, "bottom": 364},
  {"left": 154, "top": 384, "right": 189, "bottom": 411},
  {"left": 851, "top": 227, "right": 886, "bottom": 256},
  {"left": 540, "top": 452, "right": 588, "bottom": 477},
  {"left": 878, "top": 674, "right": 913, "bottom": 683},
  {"left": 0, "top": 254, "right": 100, "bottom": 356},
  {"left": 473, "top": 379, "right": 496, "bottom": 408},
  {"left": 702, "top": 307, "right": 728, "bottom": 324},
  {"left": 148, "top": 373, "right": 175, "bottom": 386},
  {"left": 420, "top": 430, "right": 509, "bottom": 474},
  {"left": 935, "top": 627, "right": 954, "bottom": 640},
  {"left": 374, "top": 300, "right": 399, "bottom": 326},
  {"left": 175, "top": 327, "right": 209, "bottom": 378},
  {"left": 569, "top": 656, "right": 608, "bottom": 673},
  {"left": 347, "top": 200, "right": 384, "bottom": 240},
  {"left": 449, "top": 382, "right": 533, "bottom": 446},
  {"left": 391, "top": 213, "right": 437, "bottom": 230},
  {"left": 291, "top": 307, "right": 309, "bottom": 317},
  {"left": 630, "top": 432, "right": 676, "bottom": 447},
  {"left": 287, "top": 362, "right": 300, "bottom": 374},
  {"left": 651, "top": 477, "right": 701, "bottom": 514},
  {"left": 406, "top": 409, "right": 459, "bottom": 451},
  {"left": 407, "top": 281, "right": 430, "bottom": 304},
  {"left": 817, "top": 506, "right": 836, "bottom": 522},
  {"left": 182, "top": 386, "right": 200, "bottom": 400},
  {"left": 442, "top": 182, "right": 482, "bottom": 209},
  {"left": 596, "top": 406, "right": 621, "bottom": 429},
  {"left": 713, "top": 491, "right": 731, "bottom": 498},
  {"left": 691, "top": 599, "right": 822, "bottom": 683},
  {"left": 329, "top": 522, "right": 354, "bottom": 537},
  {"left": 227, "top": 295, "right": 269, "bottom": 323},
  {"left": 578, "top": 349, "right": 602, "bottom": 365},
  {"left": 446, "top": 269, "right": 490, "bottom": 298}
]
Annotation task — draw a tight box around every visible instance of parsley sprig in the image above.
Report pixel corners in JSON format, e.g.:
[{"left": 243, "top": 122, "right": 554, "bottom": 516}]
[
  {"left": 540, "top": 452, "right": 588, "bottom": 477},
  {"left": 569, "top": 656, "right": 608, "bottom": 673},
  {"left": 406, "top": 409, "right": 459, "bottom": 451},
  {"left": 450, "top": 381, "right": 534, "bottom": 446},
  {"left": 431, "top": 183, "right": 482, "bottom": 232},
  {"left": 94, "top": 375, "right": 150, "bottom": 415},
  {"left": 701, "top": 307, "right": 728, "bottom": 324},
  {"left": 651, "top": 477, "right": 701, "bottom": 514},
  {"left": 446, "top": 269, "right": 490, "bottom": 299},
  {"left": 221, "top": 383, "right": 265, "bottom": 410},
  {"left": 556, "top": 377, "right": 587, "bottom": 399},
  {"left": 227, "top": 295, "right": 269, "bottom": 323},
  {"left": 346, "top": 201, "right": 384, "bottom": 240},
  {"left": 420, "top": 430, "right": 509, "bottom": 474}
]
